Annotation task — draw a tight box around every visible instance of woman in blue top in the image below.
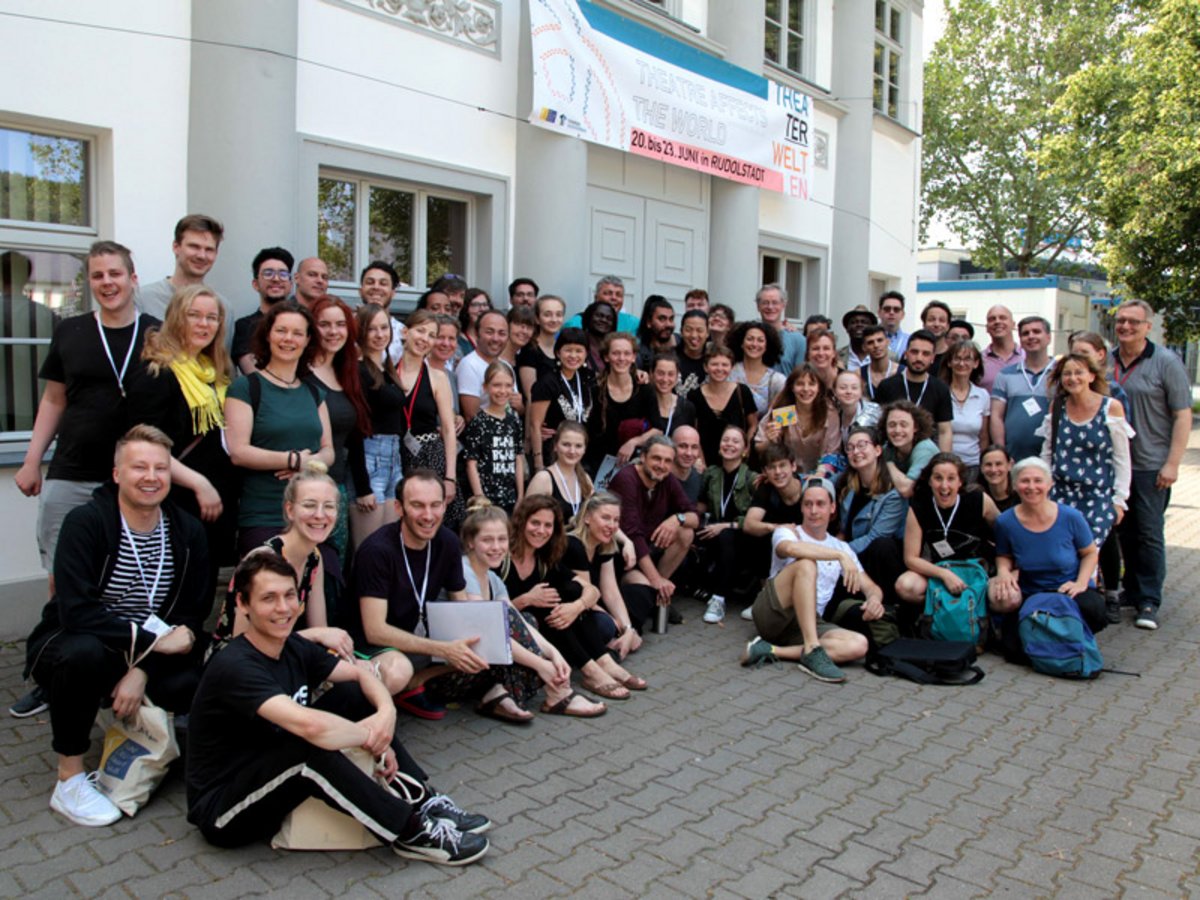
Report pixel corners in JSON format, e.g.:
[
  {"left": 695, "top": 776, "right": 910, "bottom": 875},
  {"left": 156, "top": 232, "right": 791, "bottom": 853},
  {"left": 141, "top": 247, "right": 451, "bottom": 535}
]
[
  {"left": 989, "top": 457, "right": 1108, "bottom": 635},
  {"left": 836, "top": 425, "right": 908, "bottom": 610}
]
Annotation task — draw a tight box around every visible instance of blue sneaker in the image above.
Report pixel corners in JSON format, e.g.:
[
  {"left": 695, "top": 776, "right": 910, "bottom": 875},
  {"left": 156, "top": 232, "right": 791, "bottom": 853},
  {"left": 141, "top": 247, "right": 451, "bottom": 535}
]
[{"left": 740, "top": 637, "right": 777, "bottom": 668}]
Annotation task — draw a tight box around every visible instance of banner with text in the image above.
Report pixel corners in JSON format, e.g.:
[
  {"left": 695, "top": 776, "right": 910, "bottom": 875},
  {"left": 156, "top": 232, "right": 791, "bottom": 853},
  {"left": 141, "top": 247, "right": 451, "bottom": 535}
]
[{"left": 529, "top": 0, "right": 812, "bottom": 199}]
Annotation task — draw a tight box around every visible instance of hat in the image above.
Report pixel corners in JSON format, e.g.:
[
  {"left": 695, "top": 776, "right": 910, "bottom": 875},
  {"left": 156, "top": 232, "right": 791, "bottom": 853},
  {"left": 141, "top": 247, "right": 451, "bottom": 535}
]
[
  {"left": 841, "top": 305, "right": 878, "bottom": 328},
  {"left": 800, "top": 476, "right": 837, "bottom": 502},
  {"left": 949, "top": 318, "right": 975, "bottom": 338}
]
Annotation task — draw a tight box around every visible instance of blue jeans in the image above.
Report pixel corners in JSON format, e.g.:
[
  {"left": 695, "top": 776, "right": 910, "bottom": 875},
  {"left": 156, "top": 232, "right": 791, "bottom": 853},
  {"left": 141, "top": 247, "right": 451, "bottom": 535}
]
[
  {"left": 1119, "top": 468, "right": 1171, "bottom": 610},
  {"left": 363, "top": 433, "right": 403, "bottom": 503}
]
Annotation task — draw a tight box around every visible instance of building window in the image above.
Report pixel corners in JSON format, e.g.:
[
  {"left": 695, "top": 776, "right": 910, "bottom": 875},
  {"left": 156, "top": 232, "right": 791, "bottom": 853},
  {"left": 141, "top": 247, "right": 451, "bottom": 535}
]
[
  {"left": 1, "top": 124, "right": 96, "bottom": 442},
  {"left": 317, "top": 173, "right": 470, "bottom": 289},
  {"left": 874, "top": 1, "right": 903, "bottom": 120},
  {"left": 761, "top": 251, "right": 815, "bottom": 323},
  {"left": 765, "top": 0, "right": 808, "bottom": 76}
]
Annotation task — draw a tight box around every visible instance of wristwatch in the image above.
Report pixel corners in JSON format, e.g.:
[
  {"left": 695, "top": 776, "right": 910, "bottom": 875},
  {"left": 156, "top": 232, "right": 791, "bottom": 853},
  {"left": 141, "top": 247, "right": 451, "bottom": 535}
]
[{"left": 675, "top": 512, "right": 686, "bottom": 525}]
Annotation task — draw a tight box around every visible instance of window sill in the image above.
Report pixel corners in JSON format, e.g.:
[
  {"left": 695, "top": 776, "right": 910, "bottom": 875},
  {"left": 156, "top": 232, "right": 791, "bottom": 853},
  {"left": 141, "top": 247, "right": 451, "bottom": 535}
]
[
  {"left": 589, "top": 0, "right": 725, "bottom": 57},
  {"left": 872, "top": 111, "right": 922, "bottom": 142}
]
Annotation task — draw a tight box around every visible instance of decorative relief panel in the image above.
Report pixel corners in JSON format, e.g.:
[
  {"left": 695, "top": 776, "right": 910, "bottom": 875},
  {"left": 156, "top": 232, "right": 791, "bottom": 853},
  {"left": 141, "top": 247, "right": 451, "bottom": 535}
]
[{"left": 325, "top": 0, "right": 500, "bottom": 56}]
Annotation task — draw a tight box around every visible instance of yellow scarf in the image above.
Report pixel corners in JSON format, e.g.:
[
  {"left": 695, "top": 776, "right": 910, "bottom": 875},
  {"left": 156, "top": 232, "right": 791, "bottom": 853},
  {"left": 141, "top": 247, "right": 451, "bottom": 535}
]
[{"left": 170, "top": 355, "right": 228, "bottom": 435}]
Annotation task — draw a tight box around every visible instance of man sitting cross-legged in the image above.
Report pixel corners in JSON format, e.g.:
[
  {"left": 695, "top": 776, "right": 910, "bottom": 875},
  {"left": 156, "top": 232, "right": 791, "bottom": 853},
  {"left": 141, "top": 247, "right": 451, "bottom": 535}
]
[
  {"left": 741, "top": 477, "right": 883, "bottom": 683},
  {"left": 185, "top": 552, "right": 489, "bottom": 865}
]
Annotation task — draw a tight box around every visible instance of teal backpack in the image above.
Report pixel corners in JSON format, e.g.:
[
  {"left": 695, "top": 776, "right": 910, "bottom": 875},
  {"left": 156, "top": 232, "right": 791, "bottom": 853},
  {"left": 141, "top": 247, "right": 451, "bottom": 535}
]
[
  {"left": 921, "top": 559, "right": 990, "bottom": 648},
  {"left": 1018, "top": 591, "right": 1104, "bottom": 679}
]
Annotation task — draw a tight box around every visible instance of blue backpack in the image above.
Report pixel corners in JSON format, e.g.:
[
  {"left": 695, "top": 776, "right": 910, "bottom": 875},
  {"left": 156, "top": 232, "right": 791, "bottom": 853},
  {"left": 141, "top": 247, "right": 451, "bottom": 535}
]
[
  {"left": 921, "top": 559, "right": 990, "bottom": 648},
  {"left": 1017, "top": 592, "right": 1104, "bottom": 679}
]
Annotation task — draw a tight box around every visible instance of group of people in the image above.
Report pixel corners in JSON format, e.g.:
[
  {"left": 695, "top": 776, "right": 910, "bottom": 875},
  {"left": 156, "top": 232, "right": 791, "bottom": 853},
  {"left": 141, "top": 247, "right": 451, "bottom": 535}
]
[{"left": 9, "top": 214, "right": 1193, "bottom": 869}]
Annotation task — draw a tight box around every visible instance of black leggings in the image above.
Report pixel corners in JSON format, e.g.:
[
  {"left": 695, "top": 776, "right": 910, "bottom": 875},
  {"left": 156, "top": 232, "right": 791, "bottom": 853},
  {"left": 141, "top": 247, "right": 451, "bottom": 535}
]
[
  {"left": 30, "top": 631, "right": 202, "bottom": 757},
  {"left": 697, "top": 527, "right": 760, "bottom": 598},
  {"left": 1098, "top": 529, "right": 1122, "bottom": 592},
  {"left": 194, "top": 683, "right": 427, "bottom": 848},
  {"left": 526, "top": 607, "right": 612, "bottom": 669}
]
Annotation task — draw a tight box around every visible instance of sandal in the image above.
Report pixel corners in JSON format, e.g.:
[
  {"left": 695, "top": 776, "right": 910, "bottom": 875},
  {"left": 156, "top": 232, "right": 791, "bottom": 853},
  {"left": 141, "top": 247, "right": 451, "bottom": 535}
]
[
  {"left": 540, "top": 691, "right": 606, "bottom": 718},
  {"left": 620, "top": 675, "right": 648, "bottom": 691},
  {"left": 585, "top": 681, "right": 631, "bottom": 701},
  {"left": 476, "top": 693, "right": 533, "bottom": 725}
]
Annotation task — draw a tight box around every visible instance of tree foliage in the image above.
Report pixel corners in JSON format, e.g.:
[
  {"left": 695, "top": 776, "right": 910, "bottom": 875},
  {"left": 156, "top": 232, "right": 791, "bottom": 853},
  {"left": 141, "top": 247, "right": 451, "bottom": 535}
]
[
  {"left": 921, "top": 0, "right": 1126, "bottom": 276},
  {"left": 1050, "top": 0, "right": 1200, "bottom": 341}
]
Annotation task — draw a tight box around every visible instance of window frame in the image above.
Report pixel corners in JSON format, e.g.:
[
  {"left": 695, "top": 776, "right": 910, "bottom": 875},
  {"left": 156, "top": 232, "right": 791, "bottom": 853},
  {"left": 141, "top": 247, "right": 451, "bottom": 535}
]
[
  {"left": 0, "top": 120, "right": 101, "bottom": 453},
  {"left": 317, "top": 168, "right": 475, "bottom": 294},
  {"left": 873, "top": 0, "right": 905, "bottom": 122},
  {"left": 764, "top": 0, "right": 813, "bottom": 80}
]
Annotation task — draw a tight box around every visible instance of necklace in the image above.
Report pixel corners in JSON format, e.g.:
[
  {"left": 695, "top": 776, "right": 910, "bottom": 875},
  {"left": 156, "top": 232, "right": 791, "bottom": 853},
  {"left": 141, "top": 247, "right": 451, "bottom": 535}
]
[{"left": 264, "top": 366, "right": 298, "bottom": 386}]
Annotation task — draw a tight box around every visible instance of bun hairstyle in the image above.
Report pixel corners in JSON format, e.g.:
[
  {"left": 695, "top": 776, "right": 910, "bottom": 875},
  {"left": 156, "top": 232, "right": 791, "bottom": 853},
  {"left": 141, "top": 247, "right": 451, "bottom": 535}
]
[
  {"left": 282, "top": 458, "right": 338, "bottom": 511},
  {"left": 461, "top": 496, "right": 509, "bottom": 547}
]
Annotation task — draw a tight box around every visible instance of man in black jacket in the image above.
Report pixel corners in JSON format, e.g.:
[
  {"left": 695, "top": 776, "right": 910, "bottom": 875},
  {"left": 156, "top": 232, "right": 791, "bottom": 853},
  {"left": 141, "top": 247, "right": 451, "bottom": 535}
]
[{"left": 24, "top": 424, "right": 212, "bottom": 827}]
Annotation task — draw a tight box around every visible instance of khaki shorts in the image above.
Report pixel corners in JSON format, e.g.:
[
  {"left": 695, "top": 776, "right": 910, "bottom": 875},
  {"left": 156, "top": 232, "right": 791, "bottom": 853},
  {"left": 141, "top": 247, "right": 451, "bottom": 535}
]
[
  {"left": 751, "top": 576, "right": 838, "bottom": 647},
  {"left": 37, "top": 479, "right": 101, "bottom": 571}
]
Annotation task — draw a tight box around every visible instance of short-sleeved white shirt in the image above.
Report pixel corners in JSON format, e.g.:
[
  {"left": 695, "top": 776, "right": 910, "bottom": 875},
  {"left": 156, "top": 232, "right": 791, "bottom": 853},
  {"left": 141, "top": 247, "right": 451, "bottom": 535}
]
[
  {"left": 456, "top": 351, "right": 513, "bottom": 399},
  {"left": 770, "top": 525, "right": 863, "bottom": 615}
]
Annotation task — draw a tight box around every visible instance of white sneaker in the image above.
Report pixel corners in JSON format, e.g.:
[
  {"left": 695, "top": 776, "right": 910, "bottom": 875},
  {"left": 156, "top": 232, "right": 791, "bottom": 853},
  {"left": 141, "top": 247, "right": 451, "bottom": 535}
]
[
  {"left": 703, "top": 595, "right": 726, "bottom": 623},
  {"left": 50, "top": 772, "right": 122, "bottom": 826},
  {"left": 740, "top": 606, "right": 754, "bottom": 621}
]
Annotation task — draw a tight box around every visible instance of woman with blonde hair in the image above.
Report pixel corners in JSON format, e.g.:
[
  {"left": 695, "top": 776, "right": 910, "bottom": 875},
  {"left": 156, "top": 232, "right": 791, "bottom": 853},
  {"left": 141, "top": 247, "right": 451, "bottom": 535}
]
[{"left": 129, "top": 284, "right": 236, "bottom": 567}]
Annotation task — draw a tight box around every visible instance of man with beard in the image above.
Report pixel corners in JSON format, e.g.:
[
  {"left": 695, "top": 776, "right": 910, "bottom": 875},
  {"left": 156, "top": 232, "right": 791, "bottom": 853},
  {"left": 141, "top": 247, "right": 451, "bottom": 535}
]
[
  {"left": 873, "top": 330, "right": 954, "bottom": 451},
  {"left": 861, "top": 324, "right": 899, "bottom": 403},
  {"left": 635, "top": 296, "right": 678, "bottom": 370}
]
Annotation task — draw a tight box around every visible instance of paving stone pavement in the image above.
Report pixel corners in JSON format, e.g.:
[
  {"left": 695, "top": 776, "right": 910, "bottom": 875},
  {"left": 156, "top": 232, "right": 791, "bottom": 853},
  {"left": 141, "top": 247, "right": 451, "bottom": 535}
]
[{"left": 3, "top": 429, "right": 1200, "bottom": 898}]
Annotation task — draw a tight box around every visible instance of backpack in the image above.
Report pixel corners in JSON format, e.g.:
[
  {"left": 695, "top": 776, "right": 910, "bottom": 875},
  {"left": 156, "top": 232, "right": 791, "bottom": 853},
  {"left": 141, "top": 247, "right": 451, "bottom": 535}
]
[
  {"left": 1017, "top": 591, "right": 1103, "bottom": 679},
  {"left": 865, "top": 638, "right": 985, "bottom": 685},
  {"left": 920, "top": 559, "right": 990, "bottom": 648}
]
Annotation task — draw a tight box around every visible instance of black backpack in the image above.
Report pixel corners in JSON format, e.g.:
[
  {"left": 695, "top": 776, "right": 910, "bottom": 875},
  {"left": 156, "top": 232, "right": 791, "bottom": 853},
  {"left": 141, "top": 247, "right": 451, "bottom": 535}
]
[{"left": 864, "top": 638, "right": 985, "bottom": 685}]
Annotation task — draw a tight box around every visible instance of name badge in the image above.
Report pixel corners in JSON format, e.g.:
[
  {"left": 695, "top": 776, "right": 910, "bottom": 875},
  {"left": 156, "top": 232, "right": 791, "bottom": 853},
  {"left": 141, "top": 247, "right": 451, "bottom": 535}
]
[
  {"left": 143, "top": 614, "right": 172, "bottom": 637},
  {"left": 404, "top": 433, "right": 422, "bottom": 455},
  {"left": 932, "top": 539, "right": 955, "bottom": 559},
  {"left": 1022, "top": 397, "right": 1042, "bottom": 417}
]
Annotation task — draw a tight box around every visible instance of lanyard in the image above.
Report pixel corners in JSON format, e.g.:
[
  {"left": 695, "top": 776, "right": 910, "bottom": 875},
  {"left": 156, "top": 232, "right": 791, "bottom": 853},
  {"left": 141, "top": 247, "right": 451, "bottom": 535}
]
[
  {"left": 932, "top": 494, "right": 960, "bottom": 540},
  {"left": 662, "top": 394, "right": 677, "bottom": 435},
  {"left": 121, "top": 512, "right": 166, "bottom": 612},
  {"left": 400, "top": 540, "right": 431, "bottom": 637},
  {"left": 550, "top": 464, "right": 580, "bottom": 517},
  {"left": 401, "top": 362, "right": 425, "bottom": 430},
  {"left": 903, "top": 376, "right": 928, "bottom": 407},
  {"left": 95, "top": 312, "right": 139, "bottom": 398},
  {"left": 561, "top": 371, "right": 584, "bottom": 420},
  {"left": 1020, "top": 365, "right": 1046, "bottom": 394},
  {"left": 719, "top": 468, "right": 741, "bottom": 520},
  {"left": 1113, "top": 351, "right": 1145, "bottom": 387},
  {"left": 866, "top": 363, "right": 895, "bottom": 400}
]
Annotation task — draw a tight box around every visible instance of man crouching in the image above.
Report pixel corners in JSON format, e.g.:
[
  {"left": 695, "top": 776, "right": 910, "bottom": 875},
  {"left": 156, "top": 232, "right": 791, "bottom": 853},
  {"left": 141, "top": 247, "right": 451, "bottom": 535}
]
[{"left": 185, "top": 552, "right": 489, "bottom": 865}]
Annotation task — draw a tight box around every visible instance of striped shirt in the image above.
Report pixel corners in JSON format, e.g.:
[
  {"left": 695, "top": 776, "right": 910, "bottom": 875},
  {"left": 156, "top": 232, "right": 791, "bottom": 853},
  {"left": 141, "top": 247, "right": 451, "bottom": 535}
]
[{"left": 103, "top": 515, "right": 174, "bottom": 624}]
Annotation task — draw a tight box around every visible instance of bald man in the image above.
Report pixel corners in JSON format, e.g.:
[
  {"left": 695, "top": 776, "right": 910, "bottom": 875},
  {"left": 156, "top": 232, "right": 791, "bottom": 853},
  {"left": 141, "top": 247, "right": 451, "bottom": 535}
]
[
  {"left": 669, "top": 426, "right": 703, "bottom": 502},
  {"left": 293, "top": 258, "right": 329, "bottom": 310}
]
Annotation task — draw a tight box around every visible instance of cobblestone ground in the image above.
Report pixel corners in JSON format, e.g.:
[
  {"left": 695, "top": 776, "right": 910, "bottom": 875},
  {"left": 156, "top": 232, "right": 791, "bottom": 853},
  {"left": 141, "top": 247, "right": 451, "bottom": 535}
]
[{"left": 3, "top": 429, "right": 1200, "bottom": 898}]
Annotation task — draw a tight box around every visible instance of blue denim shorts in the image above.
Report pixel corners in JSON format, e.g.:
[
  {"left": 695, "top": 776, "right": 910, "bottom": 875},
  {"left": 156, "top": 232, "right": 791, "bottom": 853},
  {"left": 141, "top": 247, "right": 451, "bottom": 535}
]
[{"left": 363, "top": 433, "right": 403, "bottom": 503}]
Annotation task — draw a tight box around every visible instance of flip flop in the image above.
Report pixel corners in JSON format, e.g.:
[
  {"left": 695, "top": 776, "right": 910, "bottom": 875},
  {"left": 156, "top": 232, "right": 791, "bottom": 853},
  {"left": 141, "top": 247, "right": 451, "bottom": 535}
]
[
  {"left": 540, "top": 691, "right": 606, "bottom": 718},
  {"left": 620, "top": 675, "right": 648, "bottom": 691},
  {"left": 476, "top": 693, "right": 533, "bottom": 725},
  {"left": 585, "top": 681, "right": 631, "bottom": 701}
]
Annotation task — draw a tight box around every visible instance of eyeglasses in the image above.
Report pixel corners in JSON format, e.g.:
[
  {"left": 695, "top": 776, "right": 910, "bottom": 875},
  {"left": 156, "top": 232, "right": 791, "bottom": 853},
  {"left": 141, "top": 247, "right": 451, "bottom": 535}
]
[
  {"left": 845, "top": 441, "right": 874, "bottom": 451},
  {"left": 259, "top": 269, "right": 292, "bottom": 281},
  {"left": 185, "top": 311, "right": 221, "bottom": 325},
  {"left": 1114, "top": 317, "right": 1148, "bottom": 326},
  {"left": 881, "top": 305, "right": 903, "bottom": 313}
]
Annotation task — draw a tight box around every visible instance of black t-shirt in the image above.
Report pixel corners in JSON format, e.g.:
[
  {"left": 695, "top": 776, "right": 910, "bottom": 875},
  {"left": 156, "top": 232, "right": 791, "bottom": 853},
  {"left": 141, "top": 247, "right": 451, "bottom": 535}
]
[
  {"left": 350, "top": 525, "right": 466, "bottom": 641},
  {"left": 41, "top": 312, "right": 157, "bottom": 481},
  {"left": 563, "top": 534, "right": 615, "bottom": 588},
  {"left": 911, "top": 490, "right": 993, "bottom": 562},
  {"left": 516, "top": 344, "right": 558, "bottom": 386},
  {"left": 750, "top": 480, "right": 803, "bottom": 526},
  {"left": 498, "top": 554, "right": 583, "bottom": 604},
  {"left": 688, "top": 383, "right": 757, "bottom": 466},
  {"left": 588, "top": 381, "right": 647, "bottom": 464},
  {"left": 675, "top": 352, "right": 707, "bottom": 398},
  {"left": 532, "top": 368, "right": 595, "bottom": 459},
  {"left": 360, "top": 360, "right": 408, "bottom": 436},
  {"left": 873, "top": 373, "right": 954, "bottom": 424},
  {"left": 645, "top": 394, "right": 698, "bottom": 437},
  {"left": 186, "top": 634, "right": 337, "bottom": 824},
  {"left": 231, "top": 310, "right": 263, "bottom": 362}
]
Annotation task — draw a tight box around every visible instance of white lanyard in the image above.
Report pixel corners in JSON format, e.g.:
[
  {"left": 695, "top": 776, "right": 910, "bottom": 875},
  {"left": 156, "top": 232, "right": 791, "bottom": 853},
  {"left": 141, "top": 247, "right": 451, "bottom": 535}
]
[
  {"left": 719, "top": 468, "right": 741, "bottom": 520},
  {"left": 663, "top": 395, "right": 677, "bottom": 435},
  {"left": 121, "top": 512, "right": 166, "bottom": 612},
  {"left": 932, "top": 494, "right": 960, "bottom": 539},
  {"left": 867, "top": 361, "right": 897, "bottom": 400},
  {"left": 1020, "top": 365, "right": 1046, "bottom": 394},
  {"left": 561, "top": 371, "right": 584, "bottom": 420},
  {"left": 401, "top": 540, "right": 431, "bottom": 637},
  {"left": 903, "top": 376, "right": 928, "bottom": 407},
  {"left": 550, "top": 464, "right": 580, "bottom": 518},
  {"left": 95, "top": 312, "right": 139, "bottom": 398}
]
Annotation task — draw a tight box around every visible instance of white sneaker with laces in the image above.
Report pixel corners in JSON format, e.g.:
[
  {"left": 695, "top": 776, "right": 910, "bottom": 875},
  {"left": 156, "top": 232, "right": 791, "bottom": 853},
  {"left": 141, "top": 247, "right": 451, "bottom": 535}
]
[
  {"left": 703, "top": 595, "right": 726, "bottom": 623},
  {"left": 50, "top": 772, "right": 122, "bottom": 826},
  {"left": 740, "top": 606, "right": 754, "bottom": 621}
]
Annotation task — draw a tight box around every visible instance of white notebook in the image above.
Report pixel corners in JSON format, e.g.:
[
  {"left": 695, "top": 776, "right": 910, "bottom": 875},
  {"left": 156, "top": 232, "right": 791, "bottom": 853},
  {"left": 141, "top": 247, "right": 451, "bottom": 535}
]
[{"left": 426, "top": 600, "right": 512, "bottom": 665}]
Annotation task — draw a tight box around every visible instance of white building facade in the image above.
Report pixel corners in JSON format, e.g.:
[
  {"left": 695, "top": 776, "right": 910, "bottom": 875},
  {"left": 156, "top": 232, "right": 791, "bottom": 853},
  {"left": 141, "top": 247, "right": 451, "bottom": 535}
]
[{"left": 0, "top": 0, "right": 923, "bottom": 631}]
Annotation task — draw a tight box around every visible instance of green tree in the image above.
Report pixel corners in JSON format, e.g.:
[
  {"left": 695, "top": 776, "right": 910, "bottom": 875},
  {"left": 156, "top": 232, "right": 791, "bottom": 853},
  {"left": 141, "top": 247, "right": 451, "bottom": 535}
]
[
  {"left": 921, "top": 0, "right": 1125, "bottom": 276},
  {"left": 1050, "top": 0, "right": 1200, "bottom": 340}
]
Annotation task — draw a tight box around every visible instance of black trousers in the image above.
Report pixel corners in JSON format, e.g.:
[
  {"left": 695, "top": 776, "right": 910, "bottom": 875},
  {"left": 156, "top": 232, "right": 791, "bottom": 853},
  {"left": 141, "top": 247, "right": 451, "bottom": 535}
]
[
  {"left": 195, "top": 683, "right": 427, "bottom": 848},
  {"left": 526, "top": 607, "right": 612, "bottom": 669},
  {"left": 30, "top": 631, "right": 202, "bottom": 757}
]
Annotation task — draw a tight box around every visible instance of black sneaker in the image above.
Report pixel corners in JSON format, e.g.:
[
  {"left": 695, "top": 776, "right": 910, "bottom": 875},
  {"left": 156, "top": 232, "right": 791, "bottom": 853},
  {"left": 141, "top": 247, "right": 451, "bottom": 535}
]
[
  {"left": 393, "top": 814, "right": 489, "bottom": 866},
  {"left": 1135, "top": 605, "right": 1159, "bottom": 630},
  {"left": 1104, "top": 594, "right": 1122, "bottom": 625},
  {"left": 421, "top": 793, "right": 491, "bottom": 834},
  {"left": 10, "top": 687, "right": 48, "bottom": 718}
]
